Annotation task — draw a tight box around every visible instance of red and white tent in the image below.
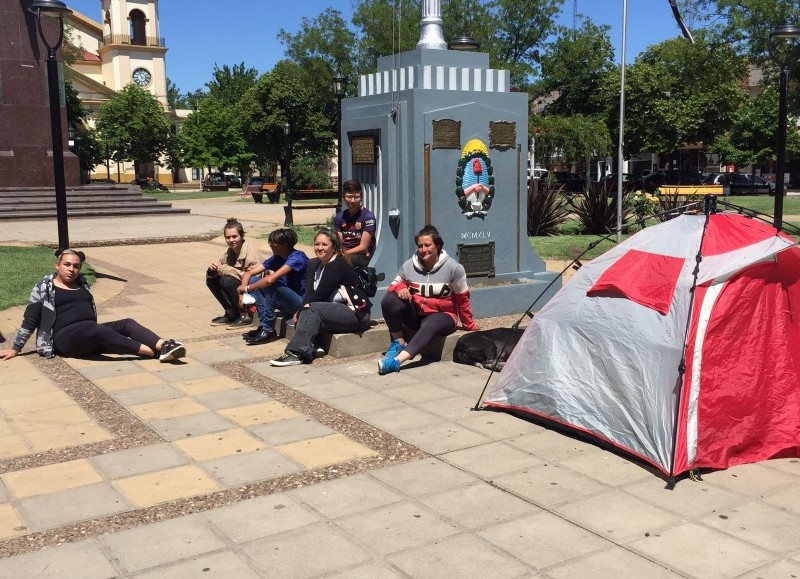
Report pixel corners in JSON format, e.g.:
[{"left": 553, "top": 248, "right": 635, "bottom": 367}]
[{"left": 484, "top": 212, "right": 800, "bottom": 479}]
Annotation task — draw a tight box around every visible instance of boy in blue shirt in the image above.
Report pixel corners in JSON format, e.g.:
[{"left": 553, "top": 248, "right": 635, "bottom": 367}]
[{"left": 238, "top": 228, "right": 309, "bottom": 344}]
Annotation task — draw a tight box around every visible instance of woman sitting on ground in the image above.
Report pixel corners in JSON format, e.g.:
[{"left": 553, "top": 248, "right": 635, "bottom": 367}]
[
  {"left": 271, "top": 227, "right": 371, "bottom": 366},
  {"left": 0, "top": 249, "right": 186, "bottom": 363},
  {"left": 206, "top": 217, "right": 262, "bottom": 328},
  {"left": 379, "top": 225, "right": 479, "bottom": 375}
]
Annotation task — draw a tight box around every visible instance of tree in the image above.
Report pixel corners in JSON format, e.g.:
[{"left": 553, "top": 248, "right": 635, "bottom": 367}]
[
  {"left": 352, "top": 0, "right": 421, "bottom": 74},
  {"left": 166, "top": 78, "right": 190, "bottom": 109},
  {"left": 531, "top": 114, "right": 611, "bottom": 170},
  {"left": 535, "top": 19, "right": 616, "bottom": 117},
  {"left": 95, "top": 84, "right": 172, "bottom": 177},
  {"left": 180, "top": 96, "right": 250, "bottom": 172},
  {"left": 621, "top": 33, "right": 747, "bottom": 157},
  {"left": 206, "top": 62, "right": 259, "bottom": 105},
  {"left": 710, "top": 85, "right": 800, "bottom": 168}
]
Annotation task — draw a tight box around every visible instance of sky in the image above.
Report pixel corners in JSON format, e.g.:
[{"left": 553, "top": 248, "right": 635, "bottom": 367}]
[{"left": 66, "top": 0, "right": 698, "bottom": 95}]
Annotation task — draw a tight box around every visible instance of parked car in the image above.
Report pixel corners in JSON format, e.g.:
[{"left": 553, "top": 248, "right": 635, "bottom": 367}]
[
  {"left": 202, "top": 172, "right": 229, "bottom": 191},
  {"left": 642, "top": 169, "right": 703, "bottom": 192},
  {"left": 553, "top": 171, "right": 585, "bottom": 193},
  {"left": 224, "top": 172, "right": 241, "bottom": 188},
  {"left": 702, "top": 173, "right": 771, "bottom": 195},
  {"left": 749, "top": 174, "right": 776, "bottom": 196},
  {"left": 602, "top": 173, "right": 643, "bottom": 192}
]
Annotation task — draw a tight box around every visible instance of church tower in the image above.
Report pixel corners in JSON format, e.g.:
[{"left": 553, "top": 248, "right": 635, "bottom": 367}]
[{"left": 97, "top": 0, "right": 168, "bottom": 106}]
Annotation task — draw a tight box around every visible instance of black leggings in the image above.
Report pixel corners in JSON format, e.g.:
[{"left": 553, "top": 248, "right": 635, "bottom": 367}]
[
  {"left": 380, "top": 292, "right": 456, "bottom": 358},
  {"left": 206, "top": 275, "right": 240, "bottom": 314},
  {"left": 54, "top": 318, "right": 160, "bottom": 358}
]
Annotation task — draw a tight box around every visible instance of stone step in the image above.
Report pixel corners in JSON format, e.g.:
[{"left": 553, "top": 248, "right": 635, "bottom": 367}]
[
  {"left": 0, "top": 206, "right": 190, "bottom": 219},
  {"left": 0, "top": 197, "right": 160, "bottom": 208}
]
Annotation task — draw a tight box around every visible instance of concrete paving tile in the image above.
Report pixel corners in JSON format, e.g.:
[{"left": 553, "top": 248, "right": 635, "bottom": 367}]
[
  {"left": 195, "top": 387, "right": 271, "bottom": 410},
  {"left": 202, "top": 447, "right": 303, "bottom": 486},
  {"left": 624, "top": 476, "right": 746, "bottom": 519},
  {"left": 0, "top": 538, "right": 118, "bottom": 578},
  {"left": 558, "top": 448, "right": 655, "bottom": 486},
  {"left": 553, "top": 488, "right": 681, "bottom": 543},
  {"left": 172, "top": 375, "right": 247, "bottom": 397},
  {"left": 149, "top": 411, "right": 237, "bottom": 441},
  {"left": 11, "top": 404, "right": 94, "bottom": 433},
  {"left": 75, "top": 360, "right": 150, "bottom": 381},
  {"left": 186, "top": 347, "right": 250, "bottom": 364},
  {"left": 289, "top": 473, "right": 404, "bottom": 519},
  {"left": 0, "top": 377, "right": 56, "bottom": 399},
  {"left": 203, "top": 494, "right": 321, "bottom": 543},
  {"left": 247, "top": 362, "right": 323, "bottom": 387},
  {"left": 359, "top": 404, "right": 440, "bottom": 433},
  {"left": 328, "top": 390, "right": 404, "bottom": 414},
  {"left": 150, "top": 363, "right": 223, "bottom": 383},
  {"left": 419, "top": 481, "right": 541, "bottom": 529},
  {"left": 0, "top": 503, "right": 27, "bottom": 539},
  {"left": 508, "top": 429, "right": 592, "bottom": 463},
  {"left": 701, "top": 499, "right": 800, "bottom": 553},
  {"left": 24, "top": 421, "right": 113, "bottom": 452},
  {"left": 701, "top": 462, "right": 799, "bottom": 496},
  {"left": 455, "top": 409, "right": 543, "bottom": 439},
  {"left": 336, "top": 501, "right": 460, "bottom": 555},
  {"left": 293, "top": 379, "right": 370, "bottom": 400},
  {"left": 441, "top": 442, "right": 543, "bottom": 479},
  {"left": 18, "top": 482, "right": 129, "bottom": 532},
  {"left": 389, "top": 533, "right": 531, "bottom": 579},
  {"left": 736, "top": 559, "right": 800, "bottom": 578},
  {"left": 396, "top": 420, "right": 493, "bottom": 454},
  {"left": 630, "top": 522, "right": 772, "bottom": 578},
  {"left": 2, "top": 459, "right": 103, "bottom": 499},
  {"left": 218, "top": 401, "right": 299, "bottom": 426},
  {"left": 383, "top": 382, "right": 462, "bottom": 404},
  {"left": 370, "top": 458, "right": 476, "bottom": 498},
  {"left": 0, "top": 480, "right": 10, "bottom": 502},
  {"left": 419, "top": 394, "right": 484, "bottom": 421},
  {"left": 478, "top": 510, "right": 608, "bottom": 569},
  {"left": 322, "top": 561, "right": 408, "bottom": 579},
  {"left": 131, "top": 550, "right": 262, "bottom": 578},
  {"left": 173, "top": 428, "right": 264, "bottom": 461},
  {"left": 276, "top": 433, "right": 375, "bottom": 468},
  {"left": 241, "top": 521, "right": 371, "bottom": 578},
  {"left": 762, "top": 482, "right": 800, "bottom": 517},
  {"left": 0, "top": 434, "right": 30, "bottom": 459},
  {"left": 545, "top": 545, "right": 682, "bottom": 579},
  {"left": 92, "top": 371, "right": 164, "bottom": 392},
  {"left": 90, "top": 442, "right": 189, "bottom": 479},
  {"left": 761, "top": 457, "right": 800, "bottom": 477},
  {"left": 492, "top": 464, "right": 608, "bottom": 507},
  {"left": 129, "top": 396, "right": 207, "bottom": 421},
  {"left": 99, "top": 515, "right": 226, "bottom": 573},
  {"left": 0, "top": 390, "right": 75, "bottom": 414},
  {"left": 0, "top": 421, "right": 14, "bottom": 437},
  {"left": 250, "top": 416, "right": 335, "bottom": 446},
  {"left": 109, "top": 384, "right": 183, "bottom": 406},
  {"left": 112, "top": 465, "right": 222, "bottom": 508}
]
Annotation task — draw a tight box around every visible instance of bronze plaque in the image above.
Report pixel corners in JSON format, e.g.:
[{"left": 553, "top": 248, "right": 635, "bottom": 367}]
[
  {"left": 351, "top": 136, "right": 376, "bottom": 164},
  {"left": 457, "top": 241, "right": 495, "bottom": 277},
  {"left": 432, "top": 119, "right": 461, "bottom": 149},
  {"left": 489, "top": 121, "right": 516, "bottom": 150}
]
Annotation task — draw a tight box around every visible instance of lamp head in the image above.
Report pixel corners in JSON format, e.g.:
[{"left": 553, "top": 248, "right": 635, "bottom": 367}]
[
  {"left": 28, "top": 0, "right": 72, "bottom": 18},
  {"left": 449, "top": 36, "right": 480, "bottom": 51},
  {"left": 332, "top": 72, "right": 348, "bottom": 99},
  {"left": 769, "top": 24, "right": 800, "bottom": 66},
  {"left": 283, "top": 122, "right": 290, "bottom": 136}
]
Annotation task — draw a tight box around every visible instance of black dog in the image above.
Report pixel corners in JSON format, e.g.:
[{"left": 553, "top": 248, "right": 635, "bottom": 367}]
[{"left": 453, "top": 327, "right": 525, "bottom": 371}]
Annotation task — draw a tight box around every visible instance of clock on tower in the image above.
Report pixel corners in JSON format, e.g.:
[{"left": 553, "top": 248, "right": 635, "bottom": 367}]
[{"left": 132, "top": 68, "right": 152, "bottom": 87}]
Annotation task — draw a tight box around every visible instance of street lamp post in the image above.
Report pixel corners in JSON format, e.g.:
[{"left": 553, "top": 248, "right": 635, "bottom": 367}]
[
  {"left": 769, "top": 24, "right": 800, "bottom": 231},
  {"left": 115, "top": 140, "right": 122, "bottom": 183},
  {"left": 283, "top": 122, "right": 293, "bottom": 226},
  {"left": 28, "top": 0, "right": 73, "bottom": 250},
  {"left": 105, "top": 140, "right": 111, "bottom": 181},
  {"left": 332, "top": 71, "right": 348, "bottom": 212}
]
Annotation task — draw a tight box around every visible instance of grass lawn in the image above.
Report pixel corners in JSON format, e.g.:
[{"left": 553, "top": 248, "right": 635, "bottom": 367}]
[
  {"left": 142, "top": 190, "right": 235, "bottom": 202},
  {"left": 0, "top": 247, "right": 96, "bottom": 310},
  {"left": 720, "top": 195, "right": 800, "bottom": 215}
]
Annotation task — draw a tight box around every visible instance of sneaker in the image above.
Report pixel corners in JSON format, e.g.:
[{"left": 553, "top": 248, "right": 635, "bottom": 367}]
[
  {"left": 313, "top": 347, "right": 326, "bottom": 359},
  {"left": 378, "top": 356, "right": 400, "bottom": 375},
  {"left": 242, "top": 328, "right": 261, "bottom": 340},
  {"left": 384, "top": 339, "right": 405, "bottom": 358},
  {"left": 159, "top": 339, "right": 186, "bottom": 362},
  {"left": 270, "top": 351, "right": 303, "bottom": 367},
  {"left": 211, "top": 314, "right": 237, "bottom": 326},
  {"left": 226, "top": 316, "right": 253, "bottom": 330}
]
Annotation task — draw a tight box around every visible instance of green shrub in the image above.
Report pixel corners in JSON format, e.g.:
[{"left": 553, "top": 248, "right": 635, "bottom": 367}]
[
  {"left": 527, "top": 179, "right": 571, "bottom": 236},
  {"left": 569, "top": 181, "right": 631, "bottom": 234}
]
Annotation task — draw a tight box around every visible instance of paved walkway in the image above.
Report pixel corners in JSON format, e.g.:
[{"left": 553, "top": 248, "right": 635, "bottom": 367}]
[{"left": 0, "top": 197, "right": 798, "bottom": 577}]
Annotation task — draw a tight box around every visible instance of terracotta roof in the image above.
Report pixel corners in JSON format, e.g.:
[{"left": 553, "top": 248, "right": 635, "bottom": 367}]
[{"left": 82, "top": 51, "right": 101, "bottom": 62}]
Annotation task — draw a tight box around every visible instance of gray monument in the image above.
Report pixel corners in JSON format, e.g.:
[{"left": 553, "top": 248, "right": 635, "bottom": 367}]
[{"left": 340, "top": 1, "right": 559, "bottom": 318}]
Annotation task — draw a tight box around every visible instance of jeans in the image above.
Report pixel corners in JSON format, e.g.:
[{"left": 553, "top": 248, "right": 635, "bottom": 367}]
[
  {"left": 249, "top": 276, "right": 303, "bottom": 332},
  {"left": 286, "top": 302, "right": 370, "bottom": 361},
  {"left": 207, "top": 275, "right": 240, "bottom": 315}
]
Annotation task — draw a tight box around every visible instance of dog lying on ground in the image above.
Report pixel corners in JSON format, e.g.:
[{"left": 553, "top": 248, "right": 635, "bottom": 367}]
[{"left": 453, "top": 327, "right": 525, "bottom": 371}]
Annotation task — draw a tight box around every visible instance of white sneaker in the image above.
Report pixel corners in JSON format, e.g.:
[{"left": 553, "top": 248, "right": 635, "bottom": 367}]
[{"left": 159, "top": 340, "right": 186, "bottom": 362}]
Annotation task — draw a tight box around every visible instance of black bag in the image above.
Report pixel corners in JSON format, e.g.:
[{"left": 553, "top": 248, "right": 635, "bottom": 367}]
[{"left": 354, "top": 266, "right": 380, "bottom": 297}]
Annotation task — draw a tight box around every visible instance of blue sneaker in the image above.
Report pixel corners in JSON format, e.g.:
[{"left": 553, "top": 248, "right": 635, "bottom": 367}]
[
  {"left": 378, "top": 356, "right": 401, "bottom": 375},
  {"left": 384, "top": 339, "right": 405, "bottom": 358}
]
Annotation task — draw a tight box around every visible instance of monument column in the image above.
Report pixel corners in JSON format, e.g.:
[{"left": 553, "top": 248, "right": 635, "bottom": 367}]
[{"left": 417, "top": 0, "right": 447, "bottom": 49}]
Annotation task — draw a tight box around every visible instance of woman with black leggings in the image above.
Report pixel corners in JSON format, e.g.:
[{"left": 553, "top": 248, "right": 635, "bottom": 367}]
[{"left": 0, "top": 249, "right": 186, "bottom": 363}]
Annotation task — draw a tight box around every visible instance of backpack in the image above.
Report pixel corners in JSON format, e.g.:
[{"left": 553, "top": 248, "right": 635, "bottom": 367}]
[{"left": 354, "top": 265, "right": 380, "bottom": 297}]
